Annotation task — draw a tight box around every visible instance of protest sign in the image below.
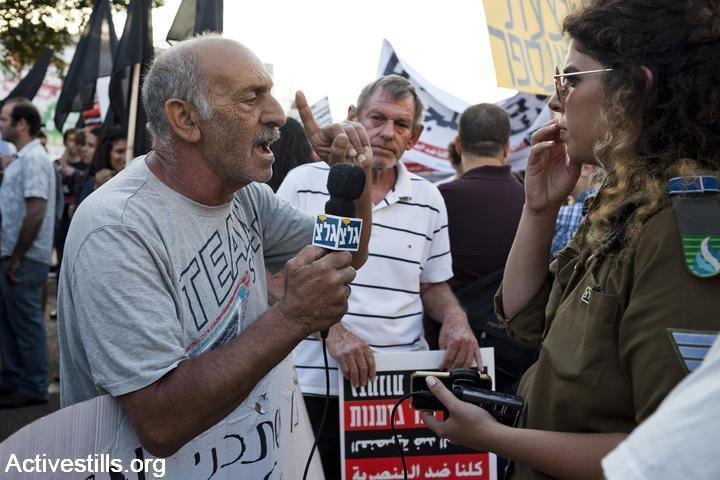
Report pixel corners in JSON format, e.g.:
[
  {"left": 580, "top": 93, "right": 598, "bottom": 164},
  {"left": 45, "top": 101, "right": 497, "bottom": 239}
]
[
  {"left": 340, "top": 350, "right": 497, "bottom": 480},
  {"left": 0, "top": 358, "right": 323, "bottom": 479},
  {"left": 483, "top": 0, "right": 582, "bottom": 95}
]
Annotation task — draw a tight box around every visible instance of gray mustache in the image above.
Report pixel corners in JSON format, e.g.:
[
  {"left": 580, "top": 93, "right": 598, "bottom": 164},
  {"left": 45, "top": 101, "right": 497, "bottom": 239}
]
[{"left": 254, "top": 127, "right": 281, "bottom": 145}]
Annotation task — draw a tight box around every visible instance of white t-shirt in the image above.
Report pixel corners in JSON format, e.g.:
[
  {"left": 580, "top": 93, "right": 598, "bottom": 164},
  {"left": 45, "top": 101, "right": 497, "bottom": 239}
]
[
  {"left": 602, "top": 333, "right": 720, "bottom": 480},
  {"left": 277, "top": 161, "right": 453, "bottom": 395}
]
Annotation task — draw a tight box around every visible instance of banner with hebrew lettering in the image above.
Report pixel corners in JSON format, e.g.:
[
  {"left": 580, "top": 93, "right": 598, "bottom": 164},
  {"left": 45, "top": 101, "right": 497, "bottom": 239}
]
[
  {"left": 0, "top": 358, "right": 323, "bottom": 479},
  {"left": 340, "top": 350, "right": 497, "bottom": 480},
  {"left": 483, "top": 0, "right": 582, "bottom": 95},
  {"left": 377, "top": 39, "right": 470, "bottom": 180},
  {"left": 500, "top": 93, "right": 551, "bottom": 171}
]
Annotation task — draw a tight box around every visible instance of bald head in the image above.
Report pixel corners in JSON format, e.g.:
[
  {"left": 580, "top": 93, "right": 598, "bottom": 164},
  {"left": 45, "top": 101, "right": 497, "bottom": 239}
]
[{"left": 142, "top": 35, "right": 260, "bottom": 151}]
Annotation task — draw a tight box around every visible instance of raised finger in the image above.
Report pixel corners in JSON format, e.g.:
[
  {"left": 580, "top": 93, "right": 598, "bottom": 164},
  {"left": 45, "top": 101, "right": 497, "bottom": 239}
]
[
  {"left": 295, "top": 90, "right": 320, "bottom": 136},
  {"left": 328, "top": 133, "right": 350, "bottom": 165},
  {"left": 342, "top": 124, "right": 363, "bottom": 158}
]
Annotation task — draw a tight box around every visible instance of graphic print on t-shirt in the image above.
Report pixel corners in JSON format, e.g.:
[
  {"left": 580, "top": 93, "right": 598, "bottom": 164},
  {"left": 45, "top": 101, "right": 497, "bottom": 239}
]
[{"left": 181, "top": 201, "right": 262, "bottom": 357}]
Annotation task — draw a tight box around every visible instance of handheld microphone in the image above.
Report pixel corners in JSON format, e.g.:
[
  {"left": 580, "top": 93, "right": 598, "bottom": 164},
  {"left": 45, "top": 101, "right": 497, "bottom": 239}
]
[{"left": 312, "top": 163, "right": 366, "bottom": 252}]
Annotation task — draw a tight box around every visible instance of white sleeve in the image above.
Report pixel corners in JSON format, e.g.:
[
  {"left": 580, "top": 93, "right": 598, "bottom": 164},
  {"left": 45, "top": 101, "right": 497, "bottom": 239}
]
[{"left": 602, "top": 337, "right": 720, "bottom": 480}]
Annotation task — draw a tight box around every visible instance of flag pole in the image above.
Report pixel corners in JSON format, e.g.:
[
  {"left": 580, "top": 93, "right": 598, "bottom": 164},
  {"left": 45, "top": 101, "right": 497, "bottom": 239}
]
[{"left": 126, "top": 62, "right": 141, "bottom": 164}]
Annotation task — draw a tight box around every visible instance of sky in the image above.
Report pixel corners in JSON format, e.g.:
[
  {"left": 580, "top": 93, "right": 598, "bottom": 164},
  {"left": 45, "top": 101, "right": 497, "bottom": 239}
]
[{"left": 128, "top": 0, "right": 517, "bottom": 120}]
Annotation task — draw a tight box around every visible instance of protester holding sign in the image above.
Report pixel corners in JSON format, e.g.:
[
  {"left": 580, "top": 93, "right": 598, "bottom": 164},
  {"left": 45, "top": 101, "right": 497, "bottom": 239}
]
[
  {"left": 422, "top": 1, "right": 720, "bottom": 479},
  {"left": 57, "top": 35, "right": 373, "bottom": 459}
]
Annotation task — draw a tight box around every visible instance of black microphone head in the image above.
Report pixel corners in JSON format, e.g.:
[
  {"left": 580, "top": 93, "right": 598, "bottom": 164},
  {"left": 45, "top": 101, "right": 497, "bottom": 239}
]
[
  {"left": 327, "top": 163, "right": 366, "bottom": 201},
  {"left": 325, "top": 197, "right": 356, "bottom": 218}
]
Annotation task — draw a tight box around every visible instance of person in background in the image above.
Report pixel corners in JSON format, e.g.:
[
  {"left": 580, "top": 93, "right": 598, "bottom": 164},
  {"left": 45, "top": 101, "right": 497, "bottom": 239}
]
[
  {"left": 549, "top": 163, "right": 596, "bottom": 258},
  {"left": 422, "top": 1, "right": 720, "bottom": 479},
  {"left": 53, "top": 128, "right": 85, "bottom": 272},
  {"left": 440, "top": 103, "right": 524, "bottom": 292},
  {"left": 76, "top": 126, "right": 127, "bottom": 205},
  {"left": 266, "top": 117, "right": 314, "bottom": 192},
  {"left": 278, "top": 75, "right": 480, "bottom": 479},
  {"left": 433, "top": 141, "right": 463, "bottom": 186},
  {"left": 79, "top": 127, "right": 100, "bottom": 167},
  {"left": 0, "top": 98, "right": 56, "bottom": 408}
]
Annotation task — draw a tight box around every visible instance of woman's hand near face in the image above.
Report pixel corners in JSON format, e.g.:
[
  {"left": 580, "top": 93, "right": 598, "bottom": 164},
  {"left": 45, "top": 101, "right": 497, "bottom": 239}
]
[{"left": 524, "top": 120, "right": 581, "bottom": 214}]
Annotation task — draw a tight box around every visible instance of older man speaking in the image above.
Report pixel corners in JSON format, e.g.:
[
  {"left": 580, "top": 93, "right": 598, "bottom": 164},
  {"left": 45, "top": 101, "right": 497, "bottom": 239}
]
[{"left": 57, "top": 35, "right": 371, "bottom": 459}]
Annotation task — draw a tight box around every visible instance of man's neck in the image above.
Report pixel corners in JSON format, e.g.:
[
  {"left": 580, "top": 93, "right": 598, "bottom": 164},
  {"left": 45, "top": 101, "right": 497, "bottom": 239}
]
[
  {"left": 147, "top": 148, "right": 244, "bottom": 206},
  {"left": 461, "top": 154, "right": 505, "bottom": 173},
  {"left": 371, "top": 166, "right": 398, "bottom": 205},
  {"left": 13, "top": 135, "right": 33, "bottom": 152}
]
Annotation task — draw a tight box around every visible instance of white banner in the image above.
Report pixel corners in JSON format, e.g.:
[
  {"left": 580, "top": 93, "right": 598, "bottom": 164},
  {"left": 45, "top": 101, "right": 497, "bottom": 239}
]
[
  {"left": 0, "top": 358, "right": 323, "bottom": 479},
  {"left": 377, "top": 40, "right": 470, "bottom": 179},
  {"left": 498, "top": 93, "right": 551, "bottom": 172},
  {"left": 377, "top": 40, "right": 549, "bottom": 177}
]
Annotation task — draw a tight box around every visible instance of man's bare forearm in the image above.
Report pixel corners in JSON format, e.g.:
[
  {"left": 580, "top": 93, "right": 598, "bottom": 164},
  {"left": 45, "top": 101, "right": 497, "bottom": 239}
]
[
  {"left": 12, "top": 198, "right": 47, "bottom": 260},
  {"left": 421, "top": 282, "right": 464, "bottom": 321},
  {"left": 351, "top": 168, "right": 372, "bottom": 270},
  {"left": 119, "top": 303, "right": 307, "bottom": 457}
]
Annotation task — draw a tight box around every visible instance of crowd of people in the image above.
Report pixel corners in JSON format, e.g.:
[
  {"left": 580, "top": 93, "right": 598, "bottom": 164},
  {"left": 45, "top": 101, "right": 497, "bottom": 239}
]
[{"left": 0, "top": 0, "right": 718, "bottom": 478}]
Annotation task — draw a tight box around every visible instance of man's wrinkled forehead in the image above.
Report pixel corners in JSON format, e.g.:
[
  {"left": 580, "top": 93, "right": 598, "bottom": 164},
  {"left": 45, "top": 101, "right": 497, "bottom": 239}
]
[{"left": 198, "top": 41, "right": 272, "bottom": 94}]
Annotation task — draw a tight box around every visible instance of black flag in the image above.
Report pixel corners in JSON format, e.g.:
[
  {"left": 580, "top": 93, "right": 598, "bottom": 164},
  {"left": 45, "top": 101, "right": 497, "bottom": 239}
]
[
  {"left": 106, "top": 0, "right": 154, "bottom": 156},
  {"left": 1, "top": 50, "right": 53, "bottom": 106},
  {"left": 166, "top": 0, "right": 223, "bottom": 42},
  {"left": 54, "top": 0, "right": 117, "bottom": 132}
]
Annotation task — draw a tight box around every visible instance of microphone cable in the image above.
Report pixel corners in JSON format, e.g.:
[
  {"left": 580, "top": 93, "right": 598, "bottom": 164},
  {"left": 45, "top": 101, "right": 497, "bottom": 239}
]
[
  {"left": 302, "top": 333, "right": 330, "bottom": 480},
  {"left": 391, "top": 392, "right": 424, "bottom": 480}
]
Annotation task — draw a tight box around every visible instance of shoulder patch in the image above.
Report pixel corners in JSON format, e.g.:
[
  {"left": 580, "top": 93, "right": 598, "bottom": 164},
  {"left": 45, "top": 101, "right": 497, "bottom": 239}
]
[
  {"left": 681, "top": 236, "right": 720, "bottom": 277},
  {"left": 667, "top": 329, "right": 719, "bottom": 373},
  {"left": 669, "top": 176, "right": 720, "bottom": 278}
]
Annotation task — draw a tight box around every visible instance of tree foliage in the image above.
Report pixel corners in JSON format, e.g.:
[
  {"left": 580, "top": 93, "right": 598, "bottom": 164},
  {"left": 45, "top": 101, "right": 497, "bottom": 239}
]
[{"left": 0, "top": 0, "right": 163, "bottom": 77}]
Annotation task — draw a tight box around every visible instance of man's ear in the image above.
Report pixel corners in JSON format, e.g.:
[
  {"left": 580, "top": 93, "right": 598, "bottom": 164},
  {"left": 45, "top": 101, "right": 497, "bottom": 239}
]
[
  {"left": 347, "top": 105, "right": 357, "bottom": 121},
  {"left": 164, "top": 98, "right": 202, "bottom": 144},
  {"left": 406, "top": 123, "right": 424, "bottom": 150},
  {"left": 15, "top": 118, "right": 29, "bottom": 135}
]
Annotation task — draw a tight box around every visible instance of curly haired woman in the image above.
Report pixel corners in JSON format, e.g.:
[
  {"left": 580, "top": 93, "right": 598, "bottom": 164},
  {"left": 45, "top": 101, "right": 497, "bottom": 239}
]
[{"left": 422, "top": 1, "right": 720, "bottom": 479}]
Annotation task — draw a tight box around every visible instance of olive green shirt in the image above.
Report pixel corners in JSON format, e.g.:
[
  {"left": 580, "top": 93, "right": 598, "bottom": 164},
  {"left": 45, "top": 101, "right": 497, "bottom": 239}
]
[{"left": 495, "top": 207, "right": 720, "bottom": 480}]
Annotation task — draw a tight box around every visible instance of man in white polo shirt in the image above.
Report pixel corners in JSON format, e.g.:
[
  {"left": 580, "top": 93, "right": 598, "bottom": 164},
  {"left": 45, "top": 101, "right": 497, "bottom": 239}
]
[{"left": 278, "top": 74, "right": 481, "bottom": 478}]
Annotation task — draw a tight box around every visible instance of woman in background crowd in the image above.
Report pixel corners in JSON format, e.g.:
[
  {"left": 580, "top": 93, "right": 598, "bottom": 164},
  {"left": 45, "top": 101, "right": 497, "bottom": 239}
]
[
  {"left": 422, "top": 1, "right": 720, "bottom": 479},
  {"left": 76, "top": 126, "right": 127, "bottom": 206}
]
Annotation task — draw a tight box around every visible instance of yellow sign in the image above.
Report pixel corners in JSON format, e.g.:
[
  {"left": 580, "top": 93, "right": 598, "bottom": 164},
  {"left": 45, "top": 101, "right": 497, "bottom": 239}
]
[{"left": 483, "top": 0, "right": 583, "bottom": 95}]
